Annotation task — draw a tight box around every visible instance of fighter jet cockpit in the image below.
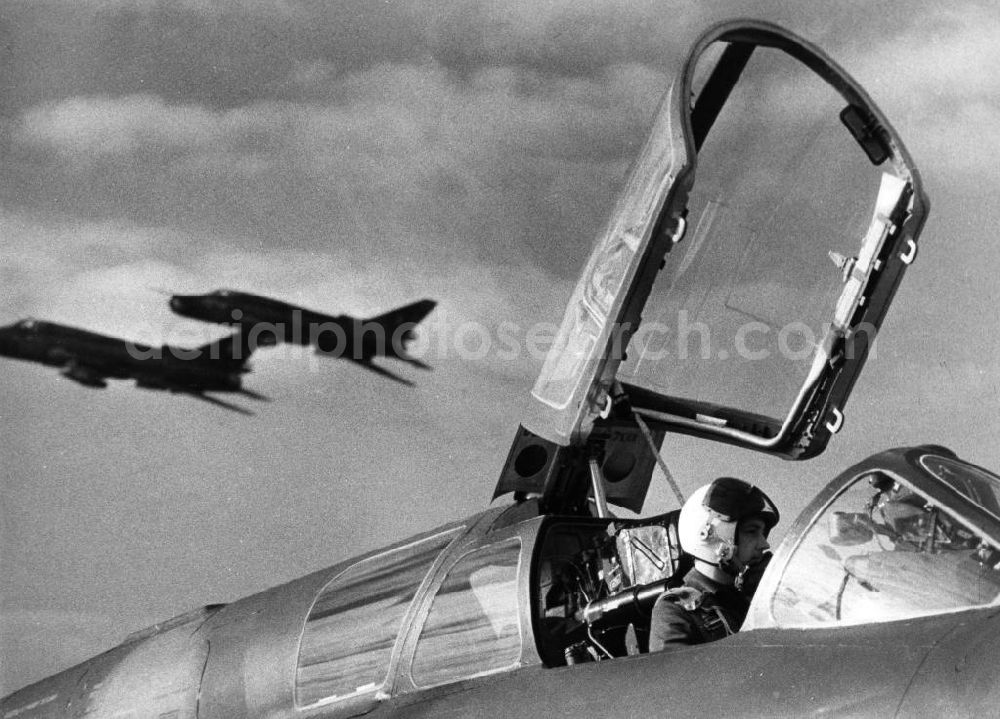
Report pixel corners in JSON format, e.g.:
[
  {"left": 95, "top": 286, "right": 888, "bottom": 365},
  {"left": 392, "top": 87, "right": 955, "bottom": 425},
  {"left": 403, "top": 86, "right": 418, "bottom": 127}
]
[
  {"left": 760, "top": 452, "right": 1000, "bottom": 629},
  {"left": 532, "top": 509, "right": 689, "bottom": 664},
  {"left": 7, "top": 318, "right": 41, "bottom": 333}
]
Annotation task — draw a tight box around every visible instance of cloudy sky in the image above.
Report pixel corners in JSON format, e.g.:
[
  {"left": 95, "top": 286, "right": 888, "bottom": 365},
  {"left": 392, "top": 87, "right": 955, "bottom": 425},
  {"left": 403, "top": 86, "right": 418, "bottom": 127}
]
[{"left": 3, "top": 0, "right": 1000, "bottom": 694}]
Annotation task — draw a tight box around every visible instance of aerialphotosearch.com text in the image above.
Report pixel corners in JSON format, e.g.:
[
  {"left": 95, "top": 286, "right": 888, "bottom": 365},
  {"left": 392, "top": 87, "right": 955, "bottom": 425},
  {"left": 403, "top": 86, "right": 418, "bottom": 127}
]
[{"left": 123, "top": 308, "right": 877, "bottom": 369}]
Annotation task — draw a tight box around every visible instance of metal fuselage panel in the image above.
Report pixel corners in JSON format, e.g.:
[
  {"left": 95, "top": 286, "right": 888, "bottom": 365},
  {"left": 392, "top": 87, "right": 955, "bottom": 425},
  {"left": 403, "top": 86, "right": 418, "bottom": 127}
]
[
  {"left": 7, "top": 461, "right": 1000, "bottom": 719},
  {"left": 0, "top": 324, "right": 243, "bottom": 390},
  {"left": 895, "top": 607, "right": 1000, "bottom": 717},
  {"left": 0, "top": 326, "right": 136, "bottom": 377},
  {"left": 8, "top": 602, "right": 984, "bottom": 719},
  {"left": 170, "top": 294, "right": 401, "bottom": 361},
  {"left": 171, "top": 296, "right": 353, "bottom": 347},
  {"left": 1, "top": 611, "right": 214, "bottom": 719},
  {"left": 1, "top": 510, "right": 504, "bottom": 719},
  {"left": 195, "top": 566, "right": 347, "bottom": 719},
  {"left": 376, "top": 609, "right": 985, "bottom": 719},
  {"left": 194, "top": 507, "right": 515, "bottom": 719},
  {"left": 185, "top": 301, "right": 350, "bottom": 344}
]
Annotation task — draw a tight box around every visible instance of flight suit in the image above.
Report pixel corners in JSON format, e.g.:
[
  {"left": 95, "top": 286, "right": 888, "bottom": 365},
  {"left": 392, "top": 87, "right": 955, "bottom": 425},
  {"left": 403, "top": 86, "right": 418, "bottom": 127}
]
[{"left": 647, "top": 568, "right": 750, "bottom": 651}]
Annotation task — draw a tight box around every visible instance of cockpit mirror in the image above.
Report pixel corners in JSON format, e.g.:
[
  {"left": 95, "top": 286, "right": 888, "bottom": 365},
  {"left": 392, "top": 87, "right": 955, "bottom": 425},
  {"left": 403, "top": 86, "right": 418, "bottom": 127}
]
[{"left": 867, "top": 473, "right": 898, "bottom": 493}]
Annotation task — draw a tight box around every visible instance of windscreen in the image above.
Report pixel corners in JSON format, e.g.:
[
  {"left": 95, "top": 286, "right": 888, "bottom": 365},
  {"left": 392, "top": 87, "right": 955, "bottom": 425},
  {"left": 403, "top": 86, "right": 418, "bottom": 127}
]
[
  {"left": 771, "top": 474, "right": 1000, "bottom": 628},
  {"left": 296, "top": 528, "right": 460, "bottom": 707},
  {"left": 619, "top": 45, "right": 895, "bottom": 422},
  {"left": 920, "top": 455, "right": 1000, "bottom": 522}
]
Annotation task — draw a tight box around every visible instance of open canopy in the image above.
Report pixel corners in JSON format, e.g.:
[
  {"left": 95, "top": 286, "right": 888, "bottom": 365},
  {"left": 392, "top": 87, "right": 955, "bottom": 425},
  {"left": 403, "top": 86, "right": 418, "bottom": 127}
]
[
  {"left": 525, "top": 20, "right": 927, "bottom": 458},
  {"left": 498, "top": 20, "right": 928, "bottom": 512}
]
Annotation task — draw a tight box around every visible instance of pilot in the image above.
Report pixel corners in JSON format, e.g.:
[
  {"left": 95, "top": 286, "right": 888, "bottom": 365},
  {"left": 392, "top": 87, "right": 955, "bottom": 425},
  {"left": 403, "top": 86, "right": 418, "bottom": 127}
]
[{"left": 648, "top": 477, "right": 779, "bottom": 651}]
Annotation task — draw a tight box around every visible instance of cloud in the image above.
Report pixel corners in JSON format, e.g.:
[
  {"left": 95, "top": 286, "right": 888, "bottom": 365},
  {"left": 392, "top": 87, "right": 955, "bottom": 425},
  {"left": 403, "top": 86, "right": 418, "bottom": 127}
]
[
  {"left": 12, "top": 0, "right": 995, "bottom": 289},
  {"left": 0, "top": 212, "right": 194, "bottom": 328},
  {"left": 844, "top": 5, "right": 1000, "bottom": 101},
  {"left": 835, "top": 4, "right": 1000, "bottom": 176},
  {"left": 16, "top": 95, "right": 283, "bottom": 161},
  {"left": 4, "top": 0, "right": 992, "bottom": 119},
  {"left": 6, "top": 58, "right": 662, "bottom": 277},
  {"left": 2, "top": 0, "right": 685, "bottom": 117},
  {"left": 10, "top": 1, "right": 997, "bottom": 284}
]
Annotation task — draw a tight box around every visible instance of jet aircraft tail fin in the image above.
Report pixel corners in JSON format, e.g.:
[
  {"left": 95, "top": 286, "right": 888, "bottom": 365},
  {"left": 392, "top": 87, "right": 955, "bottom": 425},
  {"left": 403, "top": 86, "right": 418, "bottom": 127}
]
[
  {"left": 366, "top": 299, "right": 436, "bottom": 345},
  {"left": 366, "top": 299, "right": 436, "bottom": 367}
]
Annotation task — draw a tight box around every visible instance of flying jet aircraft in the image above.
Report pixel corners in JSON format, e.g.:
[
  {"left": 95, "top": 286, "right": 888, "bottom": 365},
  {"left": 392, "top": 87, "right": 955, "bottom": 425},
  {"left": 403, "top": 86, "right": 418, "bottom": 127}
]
[
  {"left": 0, "top": 319, "right": 265, "bottom": 414},
  {"left": 7, "top": 18, "right": 996, "bottom": 718},
  {"left": 166, "top": 290, "right": 436, "bottom": 385}
]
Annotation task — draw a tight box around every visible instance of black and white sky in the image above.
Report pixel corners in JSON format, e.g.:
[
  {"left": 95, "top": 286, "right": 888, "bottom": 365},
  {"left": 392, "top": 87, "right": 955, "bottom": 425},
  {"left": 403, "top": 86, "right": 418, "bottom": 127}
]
[{"left": 3, "top": 0, "right": 1000, "bottom": 694}]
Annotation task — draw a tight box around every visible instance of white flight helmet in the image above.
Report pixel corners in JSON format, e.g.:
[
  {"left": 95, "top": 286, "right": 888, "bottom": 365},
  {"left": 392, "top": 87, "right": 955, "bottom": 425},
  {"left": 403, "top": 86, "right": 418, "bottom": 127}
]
[{"left": 678, "top": 477, "right": 779, "bottom": 570}]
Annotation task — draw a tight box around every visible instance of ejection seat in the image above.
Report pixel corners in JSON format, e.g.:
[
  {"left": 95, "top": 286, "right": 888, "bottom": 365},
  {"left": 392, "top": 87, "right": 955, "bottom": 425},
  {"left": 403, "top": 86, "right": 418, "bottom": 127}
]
[{"left": 534, "top": 510, "right": 689, "bottom": 665}]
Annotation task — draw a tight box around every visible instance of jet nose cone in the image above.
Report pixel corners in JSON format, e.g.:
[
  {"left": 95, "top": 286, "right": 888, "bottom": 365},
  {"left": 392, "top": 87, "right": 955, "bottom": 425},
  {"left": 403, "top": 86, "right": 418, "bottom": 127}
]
[{"left": 169, "top": 296, "right": 185, "bottom": 313}]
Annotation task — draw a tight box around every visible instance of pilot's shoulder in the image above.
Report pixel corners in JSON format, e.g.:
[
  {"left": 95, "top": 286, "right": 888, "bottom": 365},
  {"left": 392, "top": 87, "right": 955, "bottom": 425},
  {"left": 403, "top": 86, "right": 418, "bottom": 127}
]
[
  {"left": 654, "top": 585, "right": 707, "bottom": 613},
  {"left": 649, "top": 588, "right": 704, "bottom": 651}
]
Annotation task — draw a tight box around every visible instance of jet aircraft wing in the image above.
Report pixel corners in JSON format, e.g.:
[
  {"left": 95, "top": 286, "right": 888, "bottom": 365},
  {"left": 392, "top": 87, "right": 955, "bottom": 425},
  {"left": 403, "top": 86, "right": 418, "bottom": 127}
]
[
  {"left": 41, "top": 343, "right": 127, "bottom": 386},
  {"left": 156, "top": 388, "right": 255, "bottom": 417},
  {"left": 186, "top": 391, "right": 255, "bottom": 415},
  {"left": 59, "top": 358, "right": 112, "bottom": 388},
  {"left": 238, "top": 387, "right": 271, "bottom": 402},
  {"left": 347, "top": 358, "right": 416, "bottom": 387}
]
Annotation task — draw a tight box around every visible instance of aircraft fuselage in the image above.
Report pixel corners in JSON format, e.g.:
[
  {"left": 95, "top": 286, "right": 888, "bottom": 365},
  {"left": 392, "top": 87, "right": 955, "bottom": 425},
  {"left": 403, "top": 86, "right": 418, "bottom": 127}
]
[
  {"left": 172, "top": 293, "right": 356, "bottom": 350},
  {"left": 169, "top": 291, "right": 428, "bottom": 362},
  {"left": 0, "top": 320, "right": 246, "bottom": 392},
  {"left": 5, "top": 495, "right": 998, "bottom": 719}
]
